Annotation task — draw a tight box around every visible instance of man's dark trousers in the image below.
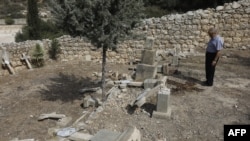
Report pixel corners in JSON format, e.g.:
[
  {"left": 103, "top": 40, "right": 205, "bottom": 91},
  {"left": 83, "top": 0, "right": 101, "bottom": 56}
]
[{"left": 205, "top": 52, "right": 217, "bottom": 86}]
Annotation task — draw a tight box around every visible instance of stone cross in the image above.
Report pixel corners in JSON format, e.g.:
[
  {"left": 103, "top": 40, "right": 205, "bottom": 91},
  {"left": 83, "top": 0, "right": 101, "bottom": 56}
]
[
  {"left": 2, "top": 50, "right": 15, "bottom": 75},
  {"left": 21, "top": 53, "right": 33, "bottom": 70}
]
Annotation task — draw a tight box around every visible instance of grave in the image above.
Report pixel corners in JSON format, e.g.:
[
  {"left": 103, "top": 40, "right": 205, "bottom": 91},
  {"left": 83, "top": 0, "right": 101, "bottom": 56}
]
[
  {"left": 21, "top": 53, "right": 33, "bottom": 70},
  {"left": 135, "top": 37, "right": 157, "bottom": 81},
  {"left": 153, "top": 86, "right": 171, "bottom": 119},
  {"left": 135, "top": 63, "right": 157, "bottom": 81},
  {"left": 1, "top": 49, "right": 15, "bottom": 75}
]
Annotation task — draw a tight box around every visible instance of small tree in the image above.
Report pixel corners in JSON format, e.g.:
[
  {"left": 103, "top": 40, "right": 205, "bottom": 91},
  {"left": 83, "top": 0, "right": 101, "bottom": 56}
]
[
  {"left": 49, "top": 39, "right": 61, "bottom": 60},
  {"left": 32, "top": 44, "right": 45, "bottom": 67},
  {"left": 50, "top": 0, "right": 144, "bottom": 101}
]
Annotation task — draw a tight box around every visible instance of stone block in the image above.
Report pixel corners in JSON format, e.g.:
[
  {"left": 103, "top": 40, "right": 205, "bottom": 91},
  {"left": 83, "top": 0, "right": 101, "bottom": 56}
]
[
  {"left": 162, "top": 63, "right": 169, "bottom": 75},
  {"left": 119, "top": 83, "right": 127, "bottom": 89},
  {"left": 152, "top": 110, "right": 171, "bottom": 119},
  {"left": 157, "top": 87, "right": 170, "bottom": 112},
  {"left": 68, "top": 132, "right": 93, "bottom": 141},
  {"left": 83, "top": 96, "right": 97, "bottom": 108},
  {"left": 157, "top": 65, "right": 163, "bottom": 73},
  {"left": 135, "top": 63, "right": 157, "bottom": 81},
  {"left": 127, "top": 82, "right": 143, "bottom": 87},
  {"left": 90, "top": 130, "right": 121, "bottom": 141},
  {"left": 114, "top": 126, "right": 141, "bottom": 141},
  {"left": 157, "top": 76, "right": 168, "bottom": 86},
  {"left": 172, "top": 55, "right": 179, "bottom": 66},
  {"left": 144, "top": 79, "right": 158, "bottom": 89},
  {"left": 153, "top": 87, "right": 171, "bottom": 119},
  {"left": 144, "top": 37, "right": 155, "bottom": 50},
  {"left": 141, "top": 50, "right": 156, "bottom": 65}
]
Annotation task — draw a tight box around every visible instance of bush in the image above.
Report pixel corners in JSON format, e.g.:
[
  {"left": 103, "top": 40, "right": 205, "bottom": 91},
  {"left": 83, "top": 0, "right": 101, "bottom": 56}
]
[
  {"left": 5, "top": 17, "right": 15, "bottom": 25},
  {"left": 31, "top": 44, "right": 45, "bottom": 67},
  {"left": 49, "top": 39, "right": 61, "bottom": 60},
  {"left": 15, "top": 20, "right": 65, "bottom": 42},
  {"left": 15, "top": 26, "right": 29, "bottom": 42}
]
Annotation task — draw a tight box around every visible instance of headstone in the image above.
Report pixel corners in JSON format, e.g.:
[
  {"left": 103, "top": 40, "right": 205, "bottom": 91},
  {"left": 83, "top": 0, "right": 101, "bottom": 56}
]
[
  {"left": 172, "top": 55, "right": 179, "bottom": 66},
  {"left": 162, "top": 63, "right": 169, "bottom": 75},
  {"left": 135, "top": 63, "right": 157, "bottom": 81},
  {"left": 21, "top": 53, "right": 33, "bottom": 70},
  {"left": 157, "top": 65, "right": 163, "bottom": 73},
  {"left": 141, "top": 50, "right": 156, "bottom": 65},
  {"left": 144, "top": 79, "right": 158, "bottom": 89},
  {"left": 144, "top": 37, "right": 155, "bottom": 50},
  {"left": 153, "top": 87, "right": 171, "bottom": 119}
]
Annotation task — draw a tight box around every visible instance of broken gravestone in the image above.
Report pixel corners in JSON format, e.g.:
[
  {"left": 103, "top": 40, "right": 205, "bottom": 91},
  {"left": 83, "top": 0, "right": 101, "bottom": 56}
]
[
  {"left": 21, "top": 53, "right": 33, "bottom": 70},
  {"left": 135, "top": 63, "right": 157, "bottom": 81},
  {"left": 153, "top": 86, "right": 171, "bottom": 119},
  {"left": 2, "top": 49, "right": 15, "bottom": 75},
  {"left": 135, "top": 37, "right": 157, "bottom": 81}
]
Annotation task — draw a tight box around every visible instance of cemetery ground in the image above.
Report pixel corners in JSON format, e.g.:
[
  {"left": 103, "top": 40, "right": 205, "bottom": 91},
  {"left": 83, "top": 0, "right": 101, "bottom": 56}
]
[{"left": 0, "top": 48, "right": 250, "bottom": 141}]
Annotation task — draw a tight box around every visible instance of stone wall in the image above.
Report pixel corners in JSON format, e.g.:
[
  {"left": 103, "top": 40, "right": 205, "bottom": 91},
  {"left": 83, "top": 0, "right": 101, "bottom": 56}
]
[{"left": 1, "top": 0, "right": 250, "bottom": 76}]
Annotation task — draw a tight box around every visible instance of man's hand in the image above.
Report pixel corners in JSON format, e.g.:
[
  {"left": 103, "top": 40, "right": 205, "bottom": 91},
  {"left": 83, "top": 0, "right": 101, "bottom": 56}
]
[{"left": 212, "top": 60, "right": 217, "bottom": 66}]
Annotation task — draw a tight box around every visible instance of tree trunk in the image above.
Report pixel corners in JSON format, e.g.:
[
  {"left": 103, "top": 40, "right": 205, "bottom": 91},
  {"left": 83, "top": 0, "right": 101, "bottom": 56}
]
[{"left": 101, "top": 47, "right": 107, "bottom": 101}]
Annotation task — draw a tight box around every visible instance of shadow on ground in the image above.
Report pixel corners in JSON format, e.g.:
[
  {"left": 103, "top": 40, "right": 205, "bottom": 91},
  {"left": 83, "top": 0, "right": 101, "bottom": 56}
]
[{"left": 39, "top": 72, "right": 99, "bottom": 102}]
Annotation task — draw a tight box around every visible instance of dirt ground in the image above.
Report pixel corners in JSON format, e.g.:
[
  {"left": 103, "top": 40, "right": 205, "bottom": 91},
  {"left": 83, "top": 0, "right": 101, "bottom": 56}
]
[{"left": 0, "top": 48, "right": 250, "bottom": 141}]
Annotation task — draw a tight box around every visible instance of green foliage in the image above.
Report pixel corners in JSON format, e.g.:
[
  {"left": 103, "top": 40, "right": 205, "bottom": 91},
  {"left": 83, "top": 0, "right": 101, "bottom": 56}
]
[
  {"left": 143, "top": 0, "right": 239, "bottom": 13},
  {"left": 31, "top": 44, "right": 45, "bottom": 67},
  {"left": 50, "top": 0, "right": 145, "bottom": 101},
  {"left": 0, "top": 3, "right": 25, "bottom": 18},
  {"left": 15, "top": 26, "right": 30, "bottom": 42},
  {"left": 27, "top": 0, "right": 41, "bottom": 40},
  {"left": 15, "top": 20, "right": 64, "bottom": 42},
  {"left": 49, "top": 0, "right": 145, "bottom": 50},
  {"left": 49, "top": 39, "right": 61, "bottom": 60},
  {"left": 5, "top": 17, "right": 15, "bottom": 25}
]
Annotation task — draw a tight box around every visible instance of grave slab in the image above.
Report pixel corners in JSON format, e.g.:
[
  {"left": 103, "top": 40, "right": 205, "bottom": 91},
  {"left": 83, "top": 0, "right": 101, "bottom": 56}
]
[
  {"left": 90, "top": 130, "right": 121, "bottom": 141},
  {"left": 114, "top": 126, "right": 141, "bottom": 141},
  {"left": 144, "top": 79, "right": 158, "bottom": 89},
  {"left": 135, "top": 63, "right": 157, "bottom": 81}
]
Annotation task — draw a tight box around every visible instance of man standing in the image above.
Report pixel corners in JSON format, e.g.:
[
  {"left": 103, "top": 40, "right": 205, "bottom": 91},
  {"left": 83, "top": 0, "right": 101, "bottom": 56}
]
[{"left": 205, "top": 27, "right": 223, "bottom": 86}]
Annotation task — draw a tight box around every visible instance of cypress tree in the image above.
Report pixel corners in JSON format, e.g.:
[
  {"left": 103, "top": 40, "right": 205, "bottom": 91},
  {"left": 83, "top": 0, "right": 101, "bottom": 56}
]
[
  {"left": 50, "top": 0, "right": 144, "bottom": 101},
  {"left": 27, "top": 0, "right": 41, "bottom": 40}
]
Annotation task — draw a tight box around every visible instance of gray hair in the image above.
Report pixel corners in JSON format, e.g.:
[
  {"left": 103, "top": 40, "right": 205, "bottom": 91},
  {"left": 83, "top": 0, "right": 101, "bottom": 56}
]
[{"left": 208, "top": 27, "right": 218, "bottom": 35}]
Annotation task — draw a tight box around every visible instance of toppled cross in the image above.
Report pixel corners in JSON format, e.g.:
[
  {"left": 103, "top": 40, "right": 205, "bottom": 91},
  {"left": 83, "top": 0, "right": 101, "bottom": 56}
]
[
  {"left": 2, "top": 50, "right": 15, "bottom": 75},
  {"left": 21, "top": 53, "right": 33, "bottom": 70}
]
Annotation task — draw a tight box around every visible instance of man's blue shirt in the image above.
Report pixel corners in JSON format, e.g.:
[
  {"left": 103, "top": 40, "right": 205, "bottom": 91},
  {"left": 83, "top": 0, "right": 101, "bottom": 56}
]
[{"left": 206, "top": 35, "right": 223, "bottom": 53}]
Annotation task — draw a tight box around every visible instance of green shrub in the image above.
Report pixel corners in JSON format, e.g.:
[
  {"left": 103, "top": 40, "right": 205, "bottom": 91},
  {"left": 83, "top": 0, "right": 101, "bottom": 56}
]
[
  {"left": 15, "top": 26, "right": 29, "bottom": 42},
  {"left": 15, "top": 20, "right": 65, "bottom": 42},
  {"left": 49, "top": 39, "right": 61, "bottom": 60},
  {"left": 5, "top": 17, "right": 15, "bottom": 25},
  {"left": 31, "top": 44, "right": 45, "bottom": 67}
]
